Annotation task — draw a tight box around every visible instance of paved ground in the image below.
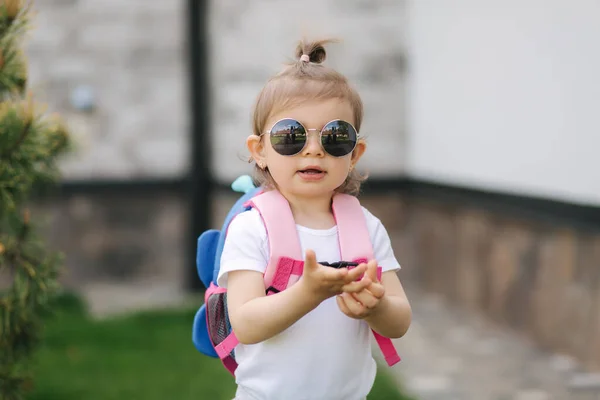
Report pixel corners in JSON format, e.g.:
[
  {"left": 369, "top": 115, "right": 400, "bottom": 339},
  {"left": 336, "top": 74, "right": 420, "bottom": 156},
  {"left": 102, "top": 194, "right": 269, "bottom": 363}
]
[
  {"left": 81, "top": 281, "right": 600, "bottom": 400},
  {"left": 380, "top": 285, "right": 600, "bottom": 400}
]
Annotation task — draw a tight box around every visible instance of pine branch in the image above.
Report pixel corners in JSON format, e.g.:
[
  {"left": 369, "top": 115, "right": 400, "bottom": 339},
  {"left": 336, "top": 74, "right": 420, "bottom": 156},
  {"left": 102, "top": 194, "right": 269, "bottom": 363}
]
[
  {"left": 0, "top": 0, "right": 31, "bottom": 39},
  {"left": 0, "top": 118, "right": 31, "bottom": 159},
  {"left": 0, "top": 2, "right": 71, "bottom": 398}
]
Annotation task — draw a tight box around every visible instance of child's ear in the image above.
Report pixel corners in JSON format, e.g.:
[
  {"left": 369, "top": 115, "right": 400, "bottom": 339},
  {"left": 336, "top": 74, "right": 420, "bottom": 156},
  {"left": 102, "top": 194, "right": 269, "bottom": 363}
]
[
  {"left": 350, "top": 139, "right": 367, "bottom": 165},
  {"left": 247, "top": 134, "right": 266, "bottom": 166}
]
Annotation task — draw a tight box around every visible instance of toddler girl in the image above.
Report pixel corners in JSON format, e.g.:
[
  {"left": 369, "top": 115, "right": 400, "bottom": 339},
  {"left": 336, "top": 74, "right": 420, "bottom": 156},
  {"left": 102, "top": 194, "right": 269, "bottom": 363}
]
[{"left": 218, "top": 38, "right": 412, "bottom": 400}]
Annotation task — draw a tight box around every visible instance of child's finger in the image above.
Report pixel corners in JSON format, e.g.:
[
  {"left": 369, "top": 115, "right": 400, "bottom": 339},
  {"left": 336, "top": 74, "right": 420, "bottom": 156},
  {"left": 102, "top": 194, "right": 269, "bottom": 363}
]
[
  {"left": 368, "top": 282, "right": 385, "bottom": 299},
  {"left": 321, "top": 266, "right": 349, "bottom": 282},
  {"left": 336, "top": 295, "right": 352, "bottom": 316},
  {"left": 366, "top": 260, "right": 378, "bottom": 283},
  {"left": 351, "top": 290, "right": 378, "bottom": 309},
  {"left": 340, "top": 292, "right": 366, "bottom": 316},
  {"left": 304, "top": 250, "right": 317, "bottom": 270},
  {"left": 341, "top": 278, "right": 371, "bottom": 293},
  {"left": 303, "top": 249, "right": 318, "bottom": 271},
  {"left": 344, "top": 263, "right": 367, "bottom": 283}
]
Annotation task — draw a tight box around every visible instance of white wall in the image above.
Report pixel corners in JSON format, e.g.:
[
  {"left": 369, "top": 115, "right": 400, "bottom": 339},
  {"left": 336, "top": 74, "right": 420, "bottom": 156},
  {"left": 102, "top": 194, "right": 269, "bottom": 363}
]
[{"left": 406, "top": 0, "right": 600, "bottom": 206}]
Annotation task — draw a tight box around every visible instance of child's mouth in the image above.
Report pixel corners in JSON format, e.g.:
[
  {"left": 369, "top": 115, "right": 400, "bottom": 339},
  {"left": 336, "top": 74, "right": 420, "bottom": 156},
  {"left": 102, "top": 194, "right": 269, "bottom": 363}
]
[{"left": 297, "top": 167, "right": 326, "bottom": 180}]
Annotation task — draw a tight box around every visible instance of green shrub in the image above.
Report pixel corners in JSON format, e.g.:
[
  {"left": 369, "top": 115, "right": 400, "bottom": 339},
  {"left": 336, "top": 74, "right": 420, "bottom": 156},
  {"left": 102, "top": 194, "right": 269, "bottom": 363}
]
[{"left": 0, "top": 1, "right": 71, "bottom": 398}]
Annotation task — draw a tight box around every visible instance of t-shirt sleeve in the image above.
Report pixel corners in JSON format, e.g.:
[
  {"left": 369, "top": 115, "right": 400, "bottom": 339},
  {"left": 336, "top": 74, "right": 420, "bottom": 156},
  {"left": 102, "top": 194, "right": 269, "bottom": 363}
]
[
  {"left": 363, "top": 207, "right": 401, "bottom": 273},
  {"left": 216, "top": 209, "right": 269, "bottom": 288}
]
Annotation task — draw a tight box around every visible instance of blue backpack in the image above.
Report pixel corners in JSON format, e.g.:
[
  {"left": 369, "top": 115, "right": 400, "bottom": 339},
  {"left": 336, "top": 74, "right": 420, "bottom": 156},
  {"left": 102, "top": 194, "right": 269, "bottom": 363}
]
[{"left": 192, "top": 175, "right": 261, "bottom": 371}]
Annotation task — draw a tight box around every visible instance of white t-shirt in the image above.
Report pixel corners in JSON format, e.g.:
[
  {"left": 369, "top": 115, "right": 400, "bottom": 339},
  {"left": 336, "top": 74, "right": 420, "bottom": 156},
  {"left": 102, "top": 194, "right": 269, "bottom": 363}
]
[{"left": 217, "top": 206, "right": 400, "bottom": 400}]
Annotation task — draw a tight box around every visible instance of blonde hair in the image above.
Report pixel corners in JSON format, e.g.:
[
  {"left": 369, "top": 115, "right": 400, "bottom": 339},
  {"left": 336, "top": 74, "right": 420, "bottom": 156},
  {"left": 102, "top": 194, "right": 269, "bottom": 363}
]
[{"left": 250, "top": 38, "right": 367, "bottom": 196}]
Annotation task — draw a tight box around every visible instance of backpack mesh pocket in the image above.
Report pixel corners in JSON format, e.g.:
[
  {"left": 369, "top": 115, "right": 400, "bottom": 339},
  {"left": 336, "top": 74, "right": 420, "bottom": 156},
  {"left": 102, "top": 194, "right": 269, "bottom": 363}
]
[{"left": 206, "top": 291, "right": 236, "bottom": 361}]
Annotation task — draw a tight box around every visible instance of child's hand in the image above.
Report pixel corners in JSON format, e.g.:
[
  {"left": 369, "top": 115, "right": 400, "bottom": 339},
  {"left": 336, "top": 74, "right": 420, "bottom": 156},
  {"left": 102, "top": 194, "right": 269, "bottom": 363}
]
[
  {"left": 336, "top": 260, "right": 385, "bottom": 319},
  {"left": 299, "top": 250, "right": 371, "bottom": 302}
]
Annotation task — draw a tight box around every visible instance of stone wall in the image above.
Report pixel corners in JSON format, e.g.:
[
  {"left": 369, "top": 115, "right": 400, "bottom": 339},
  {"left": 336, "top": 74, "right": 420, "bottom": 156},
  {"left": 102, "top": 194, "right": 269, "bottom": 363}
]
[
  {"left": 30, "top": 188, "right": 407, "bottom": 292},
  {"left": 24, "top": 0, "right": 406, "bottom": 183},
  {"left": 33, "top": 189, "right": 188, "bottom": 289},
  {"left": 24, "top": 0, "right": 188, "bottom": 181},
  {"left": 396, "top": 196, "right": 600, "bottom": 371}
]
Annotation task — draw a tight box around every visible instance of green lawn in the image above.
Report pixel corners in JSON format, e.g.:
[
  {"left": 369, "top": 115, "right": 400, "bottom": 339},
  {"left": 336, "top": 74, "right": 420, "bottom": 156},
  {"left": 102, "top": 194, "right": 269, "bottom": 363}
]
[{"left": 26, "top": 293, "right": 413, "bottom": 400}]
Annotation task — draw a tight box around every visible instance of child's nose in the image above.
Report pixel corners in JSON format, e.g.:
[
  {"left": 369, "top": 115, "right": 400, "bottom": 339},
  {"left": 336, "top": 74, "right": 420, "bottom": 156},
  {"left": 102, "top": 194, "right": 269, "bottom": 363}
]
[{"left": 302, "top": 131, "right": 324, "bottom": 156}]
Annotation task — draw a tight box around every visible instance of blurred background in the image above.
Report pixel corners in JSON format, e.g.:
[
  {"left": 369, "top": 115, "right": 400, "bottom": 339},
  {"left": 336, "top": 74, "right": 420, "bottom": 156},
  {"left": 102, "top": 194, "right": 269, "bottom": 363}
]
[{"left": 18, "top": 0, "right": 600, "bottom": 399}]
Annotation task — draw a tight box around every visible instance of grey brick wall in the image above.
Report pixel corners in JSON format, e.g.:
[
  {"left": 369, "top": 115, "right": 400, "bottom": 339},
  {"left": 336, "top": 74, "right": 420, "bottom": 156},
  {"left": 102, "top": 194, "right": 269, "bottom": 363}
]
[
  {"left": 24, "top": 0, "right": 406, "bottom": 183},
  {"left": 25, "top": 0, "right": 188, "bottom": 181}
]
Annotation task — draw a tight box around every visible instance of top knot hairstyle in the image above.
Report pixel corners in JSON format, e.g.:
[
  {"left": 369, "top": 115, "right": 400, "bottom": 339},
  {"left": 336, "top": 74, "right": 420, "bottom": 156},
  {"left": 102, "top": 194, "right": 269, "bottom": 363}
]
[
  {"left": 251, "top": 38, "right": 367, "bottom": 196},
  {"left": 295, "top": 39, "right": 329, "bottom": 64}
]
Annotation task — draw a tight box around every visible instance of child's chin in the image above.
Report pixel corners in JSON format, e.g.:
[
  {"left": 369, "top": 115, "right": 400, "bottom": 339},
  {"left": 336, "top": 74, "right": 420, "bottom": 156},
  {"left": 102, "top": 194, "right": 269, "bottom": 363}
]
[{"left": 291, "top": 184, "right": 338, "bottom": 197}]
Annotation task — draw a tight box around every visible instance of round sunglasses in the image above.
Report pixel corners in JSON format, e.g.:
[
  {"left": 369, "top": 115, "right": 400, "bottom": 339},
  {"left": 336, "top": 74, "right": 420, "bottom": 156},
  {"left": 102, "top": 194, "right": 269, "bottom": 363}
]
[{"left": 261, "top": 118, "right": 359, "bottom": 157}]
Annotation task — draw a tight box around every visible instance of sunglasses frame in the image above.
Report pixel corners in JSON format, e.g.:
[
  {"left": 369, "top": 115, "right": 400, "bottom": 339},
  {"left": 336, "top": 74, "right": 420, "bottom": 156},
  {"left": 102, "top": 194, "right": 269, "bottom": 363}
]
[{"left": 261, "top": 118, "right": 360, "bottom": 157}]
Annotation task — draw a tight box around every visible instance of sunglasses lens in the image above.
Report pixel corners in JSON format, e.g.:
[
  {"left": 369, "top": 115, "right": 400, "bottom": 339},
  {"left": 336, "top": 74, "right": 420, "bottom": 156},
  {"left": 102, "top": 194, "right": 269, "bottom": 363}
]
[
  {"left": 270, "top": 119, "right": 307, "bottom": 156},
  {"left": 321, "top": 120, "right": 357, "bottom": 157}
]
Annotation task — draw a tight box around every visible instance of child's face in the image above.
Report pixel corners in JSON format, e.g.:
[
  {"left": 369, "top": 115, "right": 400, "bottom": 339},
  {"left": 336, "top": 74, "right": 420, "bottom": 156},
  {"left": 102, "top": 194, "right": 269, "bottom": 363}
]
[{"left": 248, "top": 98, "right": 366, "bottom": 200}]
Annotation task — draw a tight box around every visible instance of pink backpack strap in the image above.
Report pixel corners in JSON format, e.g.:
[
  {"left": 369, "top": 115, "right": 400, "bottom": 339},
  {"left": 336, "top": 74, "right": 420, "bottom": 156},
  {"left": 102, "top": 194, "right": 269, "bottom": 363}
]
[
  {"left": 209, "top": 191, "right": 301, "bottom": 376},
  {"left": 332, "top": 193, "right": 374, "bottom": 261},
  {"left": 373, "top": 331, "right": 401, "bottom": 365},
  {"left": 247, "top": 191, "right": 400, "bottom": 366},
  {"left": 246, "top": 191, "right": 304, "bottom": 294},
  {"left": 332, "top": 193, "right": 401, "bottom": 366}
]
